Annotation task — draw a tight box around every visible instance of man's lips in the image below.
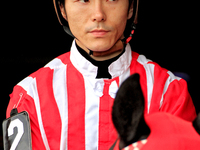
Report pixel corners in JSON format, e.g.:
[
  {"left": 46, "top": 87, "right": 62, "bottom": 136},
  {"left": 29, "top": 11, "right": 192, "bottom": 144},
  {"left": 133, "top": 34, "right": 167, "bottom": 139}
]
[{"left": 89, "top": 29, "right": 109, "bottom": 37}]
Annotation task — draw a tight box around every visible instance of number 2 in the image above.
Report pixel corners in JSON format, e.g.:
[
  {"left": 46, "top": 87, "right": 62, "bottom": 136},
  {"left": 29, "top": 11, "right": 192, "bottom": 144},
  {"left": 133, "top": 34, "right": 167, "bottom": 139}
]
[{"left": 8, "top": 119, "right": 24, "bottom": 150}]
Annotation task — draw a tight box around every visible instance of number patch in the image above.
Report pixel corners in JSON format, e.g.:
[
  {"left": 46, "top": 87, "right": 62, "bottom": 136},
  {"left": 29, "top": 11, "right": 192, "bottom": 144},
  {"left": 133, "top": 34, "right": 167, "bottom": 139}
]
[{"left": 2, "top": 111, "right": 32, "bottom": 150}]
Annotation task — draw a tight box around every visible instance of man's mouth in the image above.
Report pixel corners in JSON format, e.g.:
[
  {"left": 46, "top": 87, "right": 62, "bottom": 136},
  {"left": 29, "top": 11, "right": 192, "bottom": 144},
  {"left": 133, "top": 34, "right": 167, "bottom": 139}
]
[{"left": 89, "top": 29, "right": 109, "bottom": 37}]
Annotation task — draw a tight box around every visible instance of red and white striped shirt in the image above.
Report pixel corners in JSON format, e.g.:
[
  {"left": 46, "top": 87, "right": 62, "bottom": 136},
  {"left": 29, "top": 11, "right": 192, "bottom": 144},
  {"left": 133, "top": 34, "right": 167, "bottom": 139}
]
[{"left": 7, "top": 40, "right": 196, "bottom": 150}]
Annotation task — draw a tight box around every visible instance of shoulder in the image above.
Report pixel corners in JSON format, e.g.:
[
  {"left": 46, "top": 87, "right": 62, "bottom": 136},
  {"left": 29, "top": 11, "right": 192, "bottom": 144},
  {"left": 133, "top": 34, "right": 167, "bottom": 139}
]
[
  {"left": 20, "top": 51, "right": 72, "bottom": 90},
  {"left": 131, "top": 52, "right": 182, "bottom": 82},
  {"left": 18, "top": 52, "right": 71, "bottom": 87},
  {"left": 44, "top": 52, "right": 71, "bottom": 69},
  {"left": 130, "top": 52, "right": 183, "bottom": 89},
  {"left": 129, "top": 52, "right": 192, "bottom": 114},
  {"left": 7, "top": 52, "right": 71, "bottom": 117}
]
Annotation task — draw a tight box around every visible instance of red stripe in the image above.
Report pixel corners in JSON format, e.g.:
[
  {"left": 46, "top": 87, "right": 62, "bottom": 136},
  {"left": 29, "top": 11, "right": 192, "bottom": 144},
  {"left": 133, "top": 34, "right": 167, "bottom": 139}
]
[
  {"left": 25, "top": 94, "right": 47, "bottom": 150},
  {"left": 35, "top": 68, "right": 62, "bottom": 150},
  {"left": 67, "top": 63, "right": 86, "bottom": 149},
  {"left": 98, "top": 79, "right": 118, "bottom": 150}
]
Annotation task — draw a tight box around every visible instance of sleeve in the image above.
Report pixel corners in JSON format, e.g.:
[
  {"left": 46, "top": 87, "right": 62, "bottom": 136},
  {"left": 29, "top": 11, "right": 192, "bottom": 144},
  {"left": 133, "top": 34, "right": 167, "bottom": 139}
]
[
  {"left": 160, "top": 77, "right": 197, "bottom": 122},
  {"left": 6, "top": 85, "right": 47, "bottom": 150}
]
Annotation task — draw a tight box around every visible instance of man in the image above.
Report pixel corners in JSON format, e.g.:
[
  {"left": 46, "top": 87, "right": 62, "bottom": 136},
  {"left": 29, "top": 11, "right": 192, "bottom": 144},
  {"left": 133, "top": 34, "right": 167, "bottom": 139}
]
[{"left": 6, "top": 0, "right": 196, "bottom": 149}]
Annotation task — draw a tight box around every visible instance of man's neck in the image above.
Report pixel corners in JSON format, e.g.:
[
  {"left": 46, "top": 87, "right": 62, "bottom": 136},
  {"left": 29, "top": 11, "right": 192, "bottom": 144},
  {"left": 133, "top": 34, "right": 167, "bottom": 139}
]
[
  {"left": 75, "top": 40, "right": 126, "bottom": 79},
  {"left": 75, "top": 39, "right": 124, "bottom": 61}
]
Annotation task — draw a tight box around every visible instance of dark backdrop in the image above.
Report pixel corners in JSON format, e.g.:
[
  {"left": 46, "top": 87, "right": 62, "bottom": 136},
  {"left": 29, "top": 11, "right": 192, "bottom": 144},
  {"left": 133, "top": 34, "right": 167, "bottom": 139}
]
[{"left": 1, "top": 0, "right": 199, "bottom": 149}]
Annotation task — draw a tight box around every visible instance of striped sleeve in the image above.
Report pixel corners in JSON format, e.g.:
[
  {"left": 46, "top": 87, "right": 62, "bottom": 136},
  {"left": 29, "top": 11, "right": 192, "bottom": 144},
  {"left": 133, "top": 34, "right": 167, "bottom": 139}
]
[
  {"left": 133, "top": 53, "right": 196, "bottom": 121},
  {"left": 6, "top": 58, "right": 68, "bottom": 150},
  {"left": 159, "top": 72, "right": 197, "bottom": 121},
  {"left": 6, "top": 53, "right": 81, "bottom": 150},
  {"left": 146, "top": 62, "right": 196, "bottom": 121},
  {"left": 6, "top": 78, "right": 48, "bottom": 150}
]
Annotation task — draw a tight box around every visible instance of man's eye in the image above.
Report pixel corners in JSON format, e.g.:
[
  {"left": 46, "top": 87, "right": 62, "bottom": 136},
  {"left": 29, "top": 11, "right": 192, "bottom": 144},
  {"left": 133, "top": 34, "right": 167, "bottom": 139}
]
[{"left": 79, "top": 0, "right": 89, "bottom": 3}]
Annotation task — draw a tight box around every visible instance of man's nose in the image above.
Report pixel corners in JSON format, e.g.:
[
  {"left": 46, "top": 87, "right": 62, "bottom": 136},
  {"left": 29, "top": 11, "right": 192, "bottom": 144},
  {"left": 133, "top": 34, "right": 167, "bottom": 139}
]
[{"left": 91, "top": 2, "right": 106, "bottom": 22}]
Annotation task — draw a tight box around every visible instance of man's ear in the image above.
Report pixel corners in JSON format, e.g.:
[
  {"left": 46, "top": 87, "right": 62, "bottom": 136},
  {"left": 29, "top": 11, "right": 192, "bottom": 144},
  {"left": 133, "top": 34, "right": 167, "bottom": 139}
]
[
  {"left": 59, "top": 3, "right": 68, "bottom": 21},
  {"left": 127, "top": 2, "right": 134, "bottom": 19}
]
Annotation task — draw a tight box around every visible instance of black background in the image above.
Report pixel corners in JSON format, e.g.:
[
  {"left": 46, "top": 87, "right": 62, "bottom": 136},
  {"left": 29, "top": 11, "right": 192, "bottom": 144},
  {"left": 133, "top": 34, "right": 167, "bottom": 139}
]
[{"left": 1, "top": 0, "right": 199, "bottom": 149}]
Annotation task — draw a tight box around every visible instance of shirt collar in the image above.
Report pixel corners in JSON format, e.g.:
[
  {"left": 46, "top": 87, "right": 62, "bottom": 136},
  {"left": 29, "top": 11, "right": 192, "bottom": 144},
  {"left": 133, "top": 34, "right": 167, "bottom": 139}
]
[{"left": 70, "top": 39, "right": 132, "bottom": 79}]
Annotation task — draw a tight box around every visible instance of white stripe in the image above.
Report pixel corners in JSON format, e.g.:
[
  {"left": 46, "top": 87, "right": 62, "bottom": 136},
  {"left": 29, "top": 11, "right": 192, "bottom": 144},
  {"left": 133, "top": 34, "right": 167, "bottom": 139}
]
[
  {"left": 167, "top": 71, "right": 181, "bottom": 81},
  {"left": 45, "top": 58, "right": 65, "bottom": 70},
  {"left": 119, "top": 69, "right": 130, "bottom": 86},
  {"left": 137, "top": 55, "right": 155, "bottom": 113},
  {"left": 18, "top": 77, "right": 50, "bottom": 150},
  {"left": 52, "top": 63, "right": 68, "bottom": 150},
  {"left": 84, "top": 77, "right": 102, "bottom": 150},
  {"left": 17, "top": 76, "right": 34, "bottom": 89},
  {"left": 159, "top": 71, "right": 181, "bottom": 109}
]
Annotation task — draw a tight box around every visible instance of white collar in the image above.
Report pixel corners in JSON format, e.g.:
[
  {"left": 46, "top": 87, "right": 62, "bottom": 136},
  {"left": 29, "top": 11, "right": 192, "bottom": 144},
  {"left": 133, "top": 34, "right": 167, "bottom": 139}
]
[{"left": 70, "top": 40, "right": 132, "bottom": 79}]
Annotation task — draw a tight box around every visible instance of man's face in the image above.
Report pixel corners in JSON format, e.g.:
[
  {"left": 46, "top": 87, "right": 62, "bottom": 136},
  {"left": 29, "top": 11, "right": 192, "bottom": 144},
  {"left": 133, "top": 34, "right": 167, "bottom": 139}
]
[{"left": 60, "top": 0, "right": 133, "bottom": 52}]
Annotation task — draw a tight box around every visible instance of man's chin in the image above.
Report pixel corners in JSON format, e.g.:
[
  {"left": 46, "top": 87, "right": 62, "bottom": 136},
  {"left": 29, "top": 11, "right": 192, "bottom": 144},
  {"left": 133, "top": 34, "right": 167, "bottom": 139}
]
[
  {"left": 88, "top": 43, "right": 114, "bottom": 52},
  {"left": 91, "top": 39, "right": 124, "bottom": 57}
]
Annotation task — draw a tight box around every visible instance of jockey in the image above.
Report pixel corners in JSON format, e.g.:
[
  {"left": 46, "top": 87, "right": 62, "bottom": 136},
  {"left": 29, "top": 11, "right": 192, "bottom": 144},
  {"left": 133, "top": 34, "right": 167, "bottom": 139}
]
[{"left": 4, "top": 0, "right": 196, "bottom": 149}]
